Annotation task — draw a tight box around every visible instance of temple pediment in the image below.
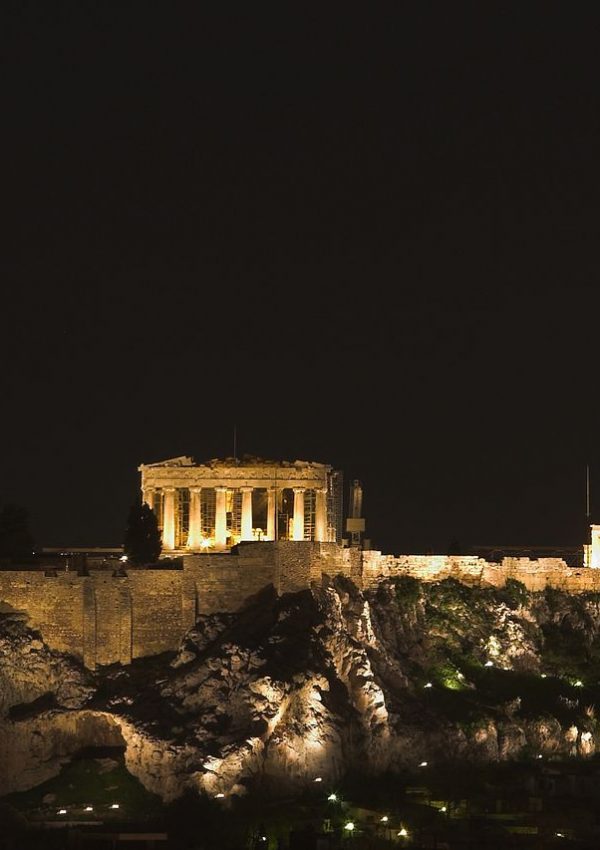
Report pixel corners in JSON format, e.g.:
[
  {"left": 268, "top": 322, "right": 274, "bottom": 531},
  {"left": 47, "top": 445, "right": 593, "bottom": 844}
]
[{"left": 141, "top": 456, "right": 195, "bottom": 468}]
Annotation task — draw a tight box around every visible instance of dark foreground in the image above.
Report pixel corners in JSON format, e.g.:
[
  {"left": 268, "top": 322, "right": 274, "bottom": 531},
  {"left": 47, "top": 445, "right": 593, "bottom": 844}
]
[{"left": 3, "top": 750, "right": 600, "bottom": 849}]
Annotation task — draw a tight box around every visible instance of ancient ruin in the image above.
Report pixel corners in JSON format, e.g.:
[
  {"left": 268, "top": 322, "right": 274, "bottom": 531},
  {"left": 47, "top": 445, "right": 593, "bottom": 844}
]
[
  {"left": 2, "top": 456, "right": 600, "bottom": 671},
  {"left": 139, "top": 456, "right": 344, "bottom": 550}
]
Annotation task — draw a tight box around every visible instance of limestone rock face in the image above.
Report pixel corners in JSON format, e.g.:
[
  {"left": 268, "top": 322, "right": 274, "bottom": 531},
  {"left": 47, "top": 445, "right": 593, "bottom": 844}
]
[
  {"left": 2, "top": 577, "right": 600, "bottom": 801},
  {"left": 0, "top": 711, "right": 124, "bottom": 795},
  {"left": 0, "top": 614, "right": 94, "bottom": 715}
]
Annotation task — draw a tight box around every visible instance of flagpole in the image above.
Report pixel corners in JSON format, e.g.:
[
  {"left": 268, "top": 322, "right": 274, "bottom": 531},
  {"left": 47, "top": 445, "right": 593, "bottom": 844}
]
[{"left": 586, "top": 464, "right": 591, "bottom": 567}]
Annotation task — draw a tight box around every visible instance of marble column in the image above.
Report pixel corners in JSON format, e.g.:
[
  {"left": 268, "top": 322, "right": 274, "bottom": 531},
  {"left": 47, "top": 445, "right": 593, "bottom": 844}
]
[
  {"left": 162, "top": 487, "right": 176, "bottom": 551},
  {"left": 240, "top": 487, "right": 253, "bottom": 541},
  {"left": 143, "top": 487, "right": 155, "bottom": 511},
  {"left": 187, "top": 487, "right": 202, "bottom": 549},
  {"left": 292, "top": 488, "right": 305, "bottom": 541},
  {"left": 315, "top": 488, "right": 327, "bottom": 543},
  {"left": 267, "top": 488, "right": 277, "bottom": 540},
  {"left": 215, "top": 486, "right": 228, "bottom": 548}
]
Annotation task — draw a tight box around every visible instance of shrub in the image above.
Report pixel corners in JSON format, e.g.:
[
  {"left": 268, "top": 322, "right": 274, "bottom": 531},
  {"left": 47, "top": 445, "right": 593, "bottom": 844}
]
[
  {"left": 500, "top": 578, "right": 529, "bottom": 610},
  {"left": 392, "top": 575, "right": 421, "bottom": 605}
]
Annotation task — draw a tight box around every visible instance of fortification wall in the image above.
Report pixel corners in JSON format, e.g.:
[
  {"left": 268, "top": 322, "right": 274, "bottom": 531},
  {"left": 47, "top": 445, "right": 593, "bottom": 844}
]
[
  {"left": 0, "top": 569, "right": 194, "bottom": 670},
  {"left": 361, "top": 553, "right": 486, "bottom": 587},
  {"left": 0, "top": 571, "right": 87, "bottom": 659},
  {"left": 184, "top": 551, "right": 276, "bottom": 614},
  {"left": 360, "top": 551, "right": 600, "bottom": 593},
  {"left": 183, "top": 541, "right": 353, "bottom": 613},
  {"left": 90, "top": 575, "right": 130, "bottom": 666},
  {"left": 5, "top": 544, "right": 600, "bottom": 671},
  {"left": 127, "top": 571, "right": 194, "bottom": 660}
]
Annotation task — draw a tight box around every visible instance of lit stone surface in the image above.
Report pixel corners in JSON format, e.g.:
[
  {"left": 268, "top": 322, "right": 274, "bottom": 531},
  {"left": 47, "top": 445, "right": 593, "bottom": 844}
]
[
  {"left": 138, "top": 456, "right": 343, "bottom": 551},
  {"left": 4, "top": 545, "right": 600, "bottom": 670}
]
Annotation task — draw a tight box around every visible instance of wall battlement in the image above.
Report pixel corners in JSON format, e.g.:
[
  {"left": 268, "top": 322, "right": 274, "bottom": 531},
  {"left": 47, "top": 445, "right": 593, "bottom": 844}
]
[{"left": 2, "top": 543, "right": 600, "bottom": 669}]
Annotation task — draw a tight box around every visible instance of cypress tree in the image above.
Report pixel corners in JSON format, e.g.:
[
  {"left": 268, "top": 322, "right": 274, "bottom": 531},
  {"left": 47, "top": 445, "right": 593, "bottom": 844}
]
[{"left": 123, "top": 502, "right": 161, "bottom": 565}]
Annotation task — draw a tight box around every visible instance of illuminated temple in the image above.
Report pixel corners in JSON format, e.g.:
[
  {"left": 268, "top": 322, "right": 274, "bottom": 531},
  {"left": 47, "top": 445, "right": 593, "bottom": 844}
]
[{"left": 139, "top": 456, "right": 344, "bottom": 552}]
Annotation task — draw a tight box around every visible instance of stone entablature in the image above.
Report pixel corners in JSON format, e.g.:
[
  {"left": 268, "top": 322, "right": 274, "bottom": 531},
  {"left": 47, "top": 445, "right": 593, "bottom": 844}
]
[
  {"left": 140, "top": 456, "right": 331, "bottom": 489},
  {"left": 139, "top": 456, "right": 341, "bottom": 553}
]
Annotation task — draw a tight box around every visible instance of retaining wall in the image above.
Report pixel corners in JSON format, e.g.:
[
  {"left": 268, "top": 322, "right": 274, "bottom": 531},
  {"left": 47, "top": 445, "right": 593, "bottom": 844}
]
[{"left": 3, "top": 543, "right": 600, "bottom": 670}]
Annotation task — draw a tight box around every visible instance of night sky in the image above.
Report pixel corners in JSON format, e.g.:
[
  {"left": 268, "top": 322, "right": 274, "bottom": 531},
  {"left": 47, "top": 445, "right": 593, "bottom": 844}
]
[{"left": 2, "top": 4, "right": 600, "bottom": 555}]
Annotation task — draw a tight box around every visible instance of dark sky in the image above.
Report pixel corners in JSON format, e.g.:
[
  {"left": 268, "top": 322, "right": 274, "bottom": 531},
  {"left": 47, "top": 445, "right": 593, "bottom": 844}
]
[{"left": 2, "top": 3, "right": 600, "bottom": 554}]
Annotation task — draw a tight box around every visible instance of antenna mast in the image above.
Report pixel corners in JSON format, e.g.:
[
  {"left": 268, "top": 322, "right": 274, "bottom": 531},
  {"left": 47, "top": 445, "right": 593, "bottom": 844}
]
[
  {"left": 233, "top": 424, "right": 237, "bottom": 463},
  {"left": 586, "top": 464, "right": 592, "bottom": 567},
  {"left": 587, "top": 463, "right": 591, "bottom": 525}
]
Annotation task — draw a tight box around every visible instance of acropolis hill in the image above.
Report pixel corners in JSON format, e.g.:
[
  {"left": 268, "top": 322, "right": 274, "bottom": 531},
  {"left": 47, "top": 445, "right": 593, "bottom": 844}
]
[
  {"left": 2, "top": 455, "right": 600, "bottom": 671},
  {"left": 5, "top": 456, "right": 600, "bottom": 807}
]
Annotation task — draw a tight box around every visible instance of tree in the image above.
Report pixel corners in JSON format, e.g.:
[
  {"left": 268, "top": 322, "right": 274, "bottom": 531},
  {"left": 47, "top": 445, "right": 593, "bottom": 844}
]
[
  {"left": 0, "top": 503, "right": 34, "bottom": 561},
  {"left": 123, "top": 501, "right": 161, "bottom": 565}
]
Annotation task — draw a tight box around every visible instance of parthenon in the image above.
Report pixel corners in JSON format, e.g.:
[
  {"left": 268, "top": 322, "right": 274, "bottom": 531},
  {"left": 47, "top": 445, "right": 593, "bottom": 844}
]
[{"left": 139, "top": 456, "right": 344, "bottom": 552}]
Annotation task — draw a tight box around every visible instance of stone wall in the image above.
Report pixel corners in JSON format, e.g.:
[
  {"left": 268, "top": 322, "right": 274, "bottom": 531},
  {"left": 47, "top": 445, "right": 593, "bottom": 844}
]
[
  {"left": 0, "top": 569, "right": 195, "bottom": 671},
  {"left": 360, "top": 551, "right": 600, "bottom": 593},
  {"left": 5, "top": 543, "right": 600, "bottom": 670},
  {"left": 0, "top": 572, "right": 87, "bottom": 658},
  {"left": 183, "top": 541, "right": 351, "bottom": 613}
]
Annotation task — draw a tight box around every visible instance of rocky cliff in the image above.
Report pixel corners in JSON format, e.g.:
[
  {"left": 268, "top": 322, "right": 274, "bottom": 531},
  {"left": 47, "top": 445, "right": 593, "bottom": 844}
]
[{"left": 2, "top": 576, "right": 600, "bottom": 800}]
